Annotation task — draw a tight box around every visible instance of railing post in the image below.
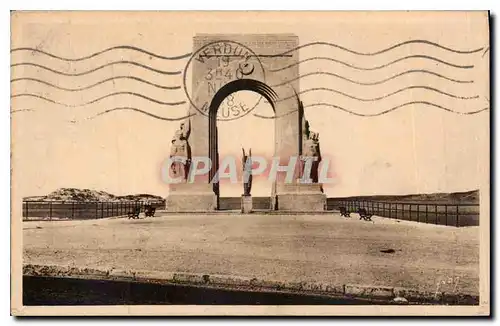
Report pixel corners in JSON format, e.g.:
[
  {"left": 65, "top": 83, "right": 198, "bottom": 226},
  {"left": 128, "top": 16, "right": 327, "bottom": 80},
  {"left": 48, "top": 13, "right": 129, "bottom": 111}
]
[
  {"left": 72, "top": 201, "right": 75, "bottom": 219},
  {"left": 435, "top": 204, "right": 438, "bottom": 225},
  {"left": 416, "top": 204, "right": 419, "bottom": 223},
  {"left": 445, "top": 205, "right": 448, "bottom": 226},
  {"left": 26, "top": 202, "right": 28, "bottom": 220},
  {"left": 456, "top": 205, "right": 460, "bottom": 227},
  {"left": 49, "top": 201, "right": 53, "bottom": 220},
  {"left": 425, "top": 204, "right": 428, "bottom": 223},
  {"left": 96, "top": 202, "right": 98, "bottom": 218}
]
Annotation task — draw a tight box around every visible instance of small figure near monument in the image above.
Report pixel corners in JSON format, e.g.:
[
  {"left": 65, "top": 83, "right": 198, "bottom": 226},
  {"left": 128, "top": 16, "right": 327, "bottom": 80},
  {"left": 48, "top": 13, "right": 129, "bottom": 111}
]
[
  {"left": 242, "top": 147, "right": 253, "bottom": 196},
  {"left": 241, "top": 147, "right": 253, "bottom": 213},
  {"left": 169, "top": 120, "right": 191, "bottom": 182}
]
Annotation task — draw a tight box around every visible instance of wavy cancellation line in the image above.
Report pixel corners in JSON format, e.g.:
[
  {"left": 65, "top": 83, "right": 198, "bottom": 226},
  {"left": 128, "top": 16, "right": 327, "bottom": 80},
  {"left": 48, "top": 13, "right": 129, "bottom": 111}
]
[
  {"left": 82, "top": 108, "right": 195, "bottom": 122},
  {"left": 12, "top": 101, "right": 488, "bottom": 119},
  {"left": 11, "top": 61, "right": 181, "bottom": 76},
  {"left": 11, "top": 108, "right": 34, "bottom": 113},
  {"left": 253, "top": 101, "right": 487, "bottom": 119},
  {"left": 10, "top": 40, "right": 483, "bottom": 64},
  {"left": 11, "top": 107, "right": 195, "bottom": 122},
  {"left": 269, "top": 55, "right": 474, "bottom": 73},
  {"left": 11, "top": 46, "right": 191, "bottom": 61},
  {"left": 10, "top": 77, "right": 182, "bottom": 91},
  {"left": 271, "top": 69, "right": 473, "bottom": 88},
  {"left": 274, "top": 86, "right": 479, "bottom": 103},
  {"left": 270, "top": 40, "right": 484, "bottom": 57},
  {"left": 303, "top": 101, "right": 489, "bottom": 117},
  {"left": 253, "top": 110, "right": 298, "bottom": 120},
  {"left": 11, "top": 92, "right": 186, "bottom": 107}
]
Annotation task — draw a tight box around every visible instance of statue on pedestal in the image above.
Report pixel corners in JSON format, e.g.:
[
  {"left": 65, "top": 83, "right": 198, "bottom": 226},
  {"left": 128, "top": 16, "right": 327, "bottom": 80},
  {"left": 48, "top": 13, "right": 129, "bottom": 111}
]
[
  {"left": 169, "top": 120, "right": 191, "bottom": 181},
  {"left": 242, "top": 148, "right": 252, "bottom": 196},
  {"left": 299, "top": 105, "right": 321, "bottom": 183},
  {"left": 302, "top": 131, "right": 321, "bottom": 183}
]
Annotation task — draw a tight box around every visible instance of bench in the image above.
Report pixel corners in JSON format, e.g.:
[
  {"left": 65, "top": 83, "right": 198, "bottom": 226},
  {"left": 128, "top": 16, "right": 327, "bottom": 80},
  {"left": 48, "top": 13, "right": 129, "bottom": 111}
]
[
  {"left": 127, "top": 206, "right": 141, "bottom": 219},
  {"left": 339, "top": 207, "right": 350, "bottom": 218},
  {"left": 358, "top": 208, "right": 373, "bottom": 221},
  {"left": 144, "top": 206, "right": 156, "bottom": 217}
]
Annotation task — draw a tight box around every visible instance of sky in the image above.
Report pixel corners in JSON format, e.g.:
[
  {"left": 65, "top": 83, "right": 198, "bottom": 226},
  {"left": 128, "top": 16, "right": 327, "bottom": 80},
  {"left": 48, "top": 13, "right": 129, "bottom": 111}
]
[{"left": 11, "top": 11, "right": 489, "bottom": 200}]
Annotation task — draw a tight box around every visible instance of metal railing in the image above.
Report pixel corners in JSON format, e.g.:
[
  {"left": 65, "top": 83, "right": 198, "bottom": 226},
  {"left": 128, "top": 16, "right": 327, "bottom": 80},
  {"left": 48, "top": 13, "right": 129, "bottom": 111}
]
[
  {"left": 328, "top": 199, "right": 479, "bottom": 227},
  {"left": 22, "top": 200, "right": 165, "bottom": 221}
]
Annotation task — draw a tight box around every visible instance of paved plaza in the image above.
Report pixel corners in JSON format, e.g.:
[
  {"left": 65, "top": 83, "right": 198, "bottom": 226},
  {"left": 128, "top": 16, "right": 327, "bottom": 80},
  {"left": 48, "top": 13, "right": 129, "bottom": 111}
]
[{"left": 23, "top": 212, "right": 479, "bottom": 295}]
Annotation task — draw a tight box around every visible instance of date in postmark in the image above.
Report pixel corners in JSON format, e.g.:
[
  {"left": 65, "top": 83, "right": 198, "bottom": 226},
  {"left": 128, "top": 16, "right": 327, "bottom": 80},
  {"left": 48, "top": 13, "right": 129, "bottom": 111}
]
[{"left": 182, "top": 40, "right": 267, "bottom": 121}]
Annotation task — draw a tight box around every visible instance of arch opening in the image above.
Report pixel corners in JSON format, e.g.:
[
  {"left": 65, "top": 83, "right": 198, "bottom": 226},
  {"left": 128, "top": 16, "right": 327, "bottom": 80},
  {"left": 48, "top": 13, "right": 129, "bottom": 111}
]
[{"left": 207, "top": 79, "right": 278, "bottom": 202}]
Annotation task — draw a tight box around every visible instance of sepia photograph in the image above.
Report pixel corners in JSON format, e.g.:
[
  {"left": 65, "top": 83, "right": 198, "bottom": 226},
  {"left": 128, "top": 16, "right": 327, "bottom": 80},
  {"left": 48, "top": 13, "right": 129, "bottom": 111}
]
[{"left": 10, "top": 10, "right": 490, "bottom": 316}]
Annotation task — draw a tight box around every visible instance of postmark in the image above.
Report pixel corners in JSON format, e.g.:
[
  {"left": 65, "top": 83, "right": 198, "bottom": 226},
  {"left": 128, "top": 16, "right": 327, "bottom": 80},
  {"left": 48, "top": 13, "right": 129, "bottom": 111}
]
[{"left": 182, "top": 40, "right": 267, "bottom": 121}]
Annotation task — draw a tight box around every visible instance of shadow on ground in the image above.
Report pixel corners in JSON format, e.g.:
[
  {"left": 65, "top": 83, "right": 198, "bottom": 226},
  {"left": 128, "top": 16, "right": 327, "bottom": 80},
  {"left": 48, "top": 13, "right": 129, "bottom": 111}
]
[{"left": 24, "top": 276, "right": 403, "bottom": 306}]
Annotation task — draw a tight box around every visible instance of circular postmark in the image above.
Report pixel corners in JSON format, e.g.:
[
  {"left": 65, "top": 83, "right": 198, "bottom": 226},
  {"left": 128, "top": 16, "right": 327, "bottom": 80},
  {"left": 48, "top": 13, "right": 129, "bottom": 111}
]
[{"left": 183, "top": 40, "right": 266, "bottom": 121}]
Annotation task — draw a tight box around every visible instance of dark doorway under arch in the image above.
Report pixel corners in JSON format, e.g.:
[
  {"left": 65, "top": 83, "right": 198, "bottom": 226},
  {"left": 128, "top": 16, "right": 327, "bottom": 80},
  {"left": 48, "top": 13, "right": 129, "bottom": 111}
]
[{"left": 208, "top": 79, "right": 279, "bottom": 201}]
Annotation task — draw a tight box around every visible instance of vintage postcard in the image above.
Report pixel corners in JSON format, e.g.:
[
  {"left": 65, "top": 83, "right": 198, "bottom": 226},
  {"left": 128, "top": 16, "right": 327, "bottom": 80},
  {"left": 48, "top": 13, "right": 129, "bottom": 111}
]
[{"left": 11, "top": 11, "right": 490, "bottom": 316}]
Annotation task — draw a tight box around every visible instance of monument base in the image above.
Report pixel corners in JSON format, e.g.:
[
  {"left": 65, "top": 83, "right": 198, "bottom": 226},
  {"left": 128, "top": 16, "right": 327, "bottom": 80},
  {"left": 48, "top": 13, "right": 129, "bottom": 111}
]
[
  {"left": 166, "top": 183, "right": 218, "bottom": 212},
  {"left": 241, "top": 195, "right": 253, "bottom": 213},
  {"left": 275, "top": 183, "right": 326, "bottom": 211}
]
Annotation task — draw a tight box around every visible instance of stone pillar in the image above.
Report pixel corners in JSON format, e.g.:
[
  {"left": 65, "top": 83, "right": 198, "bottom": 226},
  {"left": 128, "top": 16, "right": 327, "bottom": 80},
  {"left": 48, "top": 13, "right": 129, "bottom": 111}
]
[
  {"left": 241, "top": 195, "right": 253, "bottom": 213},
  {"left": 167, "top": 33, "right": 325, "bottom": 212}
]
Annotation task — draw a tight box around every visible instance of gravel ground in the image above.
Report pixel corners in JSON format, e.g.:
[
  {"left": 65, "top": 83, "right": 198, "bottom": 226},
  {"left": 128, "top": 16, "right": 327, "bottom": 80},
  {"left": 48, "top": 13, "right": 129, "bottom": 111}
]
[{"left": 23, "top": 212, "right": 479, "bottom": 295}]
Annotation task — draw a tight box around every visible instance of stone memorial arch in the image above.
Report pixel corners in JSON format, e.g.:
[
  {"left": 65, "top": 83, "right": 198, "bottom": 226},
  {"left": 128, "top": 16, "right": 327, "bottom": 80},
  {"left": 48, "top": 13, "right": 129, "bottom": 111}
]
[{"left": 167, "top": 34, "right": 326, "bottom": 212}]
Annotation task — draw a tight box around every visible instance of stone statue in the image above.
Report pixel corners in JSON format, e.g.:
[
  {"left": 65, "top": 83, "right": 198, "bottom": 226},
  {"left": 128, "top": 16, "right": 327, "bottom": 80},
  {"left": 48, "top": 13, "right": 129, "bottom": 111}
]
[
  {"left": 242, "top": 148, "right": 252, "bottom": 196},
  {"left": 301, "top": 130, "right": 322, "bottom": 183},
  {"left": 301, "top": 111, "right": 310, "bottom": 144},
  {"left": 169, "top": 120, "right": 191, "bottom": 181}
]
